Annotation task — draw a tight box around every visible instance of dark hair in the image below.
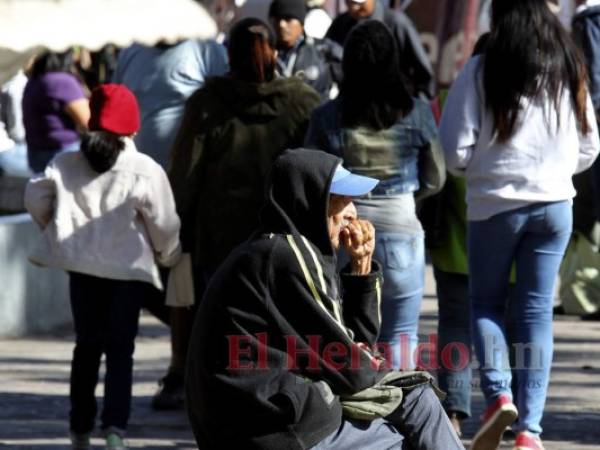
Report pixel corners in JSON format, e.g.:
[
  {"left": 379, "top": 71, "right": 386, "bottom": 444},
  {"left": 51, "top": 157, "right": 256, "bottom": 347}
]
[
  {"left": 485, "top": 0, "right": 590, "bottom": 142},
  {"left": 340, "top": 20, "right": 414, "bottom": 130},
  {"left": 228, "top": 18, "right": 277, "bottom": 83},
  {"left": 30, "top": 49, "right": 75, "bottom": 78},
  {"left": 81, "top": 131, "right": 125, "bottom": 173},
  {"left": 472, "top": 32, "right": 490, "bottom": 57}
]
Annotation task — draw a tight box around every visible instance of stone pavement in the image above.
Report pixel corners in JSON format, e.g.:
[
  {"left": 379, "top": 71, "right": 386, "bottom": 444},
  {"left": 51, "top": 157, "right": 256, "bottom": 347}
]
[{"left": 1, "top": 267, "right": 599, "bottom": 449}]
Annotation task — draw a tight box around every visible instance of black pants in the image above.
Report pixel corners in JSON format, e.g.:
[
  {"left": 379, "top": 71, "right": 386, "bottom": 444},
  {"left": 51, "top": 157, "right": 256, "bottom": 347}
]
[{"left": 69, "top": 273, "right": 146, "bottom": 433}]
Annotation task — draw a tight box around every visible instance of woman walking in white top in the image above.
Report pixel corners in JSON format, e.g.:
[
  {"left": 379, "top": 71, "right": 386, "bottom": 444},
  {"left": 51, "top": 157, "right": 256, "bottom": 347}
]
[
  {"left": 25, "top": 84, "right": 181, "bottom": 450},
  {"left": 440, "top": 1, "right": 600, "bottom": 449}
]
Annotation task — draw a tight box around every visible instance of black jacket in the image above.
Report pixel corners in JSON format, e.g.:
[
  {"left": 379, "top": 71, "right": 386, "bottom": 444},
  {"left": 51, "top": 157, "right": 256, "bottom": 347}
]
[
  {"left": 168, "top": 76, "right": 321, "bottom": 277},
  {"left": 573, "top": 5, "right": 600, "bottom": 113},
  {"left": 572, "top": 5, "right": 600, "bottom": 223},
  {"left": 276, "top": 36, "right": 341, "bottom": 99},
  {"left": 326, "top": 0, "right": 435, "bottom": 99},
  {"left": 185, "top": 149, "right": 386, "bottom": 450}
]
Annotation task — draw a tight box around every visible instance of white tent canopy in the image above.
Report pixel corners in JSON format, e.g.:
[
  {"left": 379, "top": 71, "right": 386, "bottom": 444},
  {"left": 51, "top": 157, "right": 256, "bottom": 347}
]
[{"left": 0, "top": 0, "right": 217, "bottom": 83}]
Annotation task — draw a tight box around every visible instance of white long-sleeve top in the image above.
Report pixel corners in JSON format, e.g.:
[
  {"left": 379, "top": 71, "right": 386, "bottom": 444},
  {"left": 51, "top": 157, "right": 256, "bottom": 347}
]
[
  {"left": 440, "top": 55, "right": 600, "bottom": 221},
  {"left": 25, "top": 138, "right": 181, "bottom": 289}
]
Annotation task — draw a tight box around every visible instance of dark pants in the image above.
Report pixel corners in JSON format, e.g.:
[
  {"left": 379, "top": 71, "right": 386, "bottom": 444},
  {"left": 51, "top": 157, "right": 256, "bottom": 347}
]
[
  {"left": 141, "top": 280, "right": 169, "bottom": 326},
  {"left": 312, "top": 385, "right": 464, "bottom": 449},
  {"left": 434, "top": 269, "right": 472, "bottom": 418},
  {"left": 69, "top": 273, "right": 146, "bottom": 433}
]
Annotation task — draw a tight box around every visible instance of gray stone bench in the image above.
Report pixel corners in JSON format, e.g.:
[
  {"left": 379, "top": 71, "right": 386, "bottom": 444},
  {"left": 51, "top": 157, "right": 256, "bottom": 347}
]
[
  {"left": 0, "top": 174, "right": 27, "bottom": 213},
  {"left": 0, "top": 213, "right": 71, "bottom": 337}
]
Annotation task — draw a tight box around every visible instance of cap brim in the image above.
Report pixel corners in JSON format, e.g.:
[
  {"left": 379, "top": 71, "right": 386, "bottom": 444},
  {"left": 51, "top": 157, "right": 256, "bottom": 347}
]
[{"left": 330, "top": 173, "right": 379, "bottom": 197}]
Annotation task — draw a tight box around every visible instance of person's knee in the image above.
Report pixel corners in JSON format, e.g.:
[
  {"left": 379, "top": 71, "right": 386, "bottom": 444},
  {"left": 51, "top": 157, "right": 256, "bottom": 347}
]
[{"left": 403, "top": 384, "right": 442, "bottom": 411}]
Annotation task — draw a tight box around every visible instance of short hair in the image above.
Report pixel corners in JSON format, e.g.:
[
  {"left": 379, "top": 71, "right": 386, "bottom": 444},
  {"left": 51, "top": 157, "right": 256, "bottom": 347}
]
[{"left": 81, "top": 131, "right": 126, "bottom": 174}]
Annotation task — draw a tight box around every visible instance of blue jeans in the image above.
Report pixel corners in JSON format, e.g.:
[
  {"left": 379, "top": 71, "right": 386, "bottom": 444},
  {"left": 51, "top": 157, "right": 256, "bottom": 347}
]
[
  {"left": 468, "top": 201, "right": 572, "bottom": 435},
  {"left": 434, "top": 269, "right": 472, "bottom": 418},
  {"left": 375, "top": 231, "right": 425, "bottom": 370}
]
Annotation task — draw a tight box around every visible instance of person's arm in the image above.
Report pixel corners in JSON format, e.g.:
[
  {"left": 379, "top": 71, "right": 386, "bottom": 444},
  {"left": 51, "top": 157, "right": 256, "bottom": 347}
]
[
  {"left": 340, "top": 260, "right": 383, "bottom": 349},
  {"left": 168, "top": 91, "right": 209, "bottom": 253},
  {"left": 415, "top": 138, "right": 446, "bottom": 202},
  {"left": 415, "top": 101, "right": 446, "bottom": 201},
  {"left": 576, "top": 93, "right": 600, "bottom": 174},
  {"left": 338, "top": 219, "right": 383, "bottom": 348},
  {"left": 24, "top": 167, "right": 57, "bottom": 228},
  {"left": 64, "top": 98, "right": 90, "bottom": 131},
  {"left": 274, "top": 237, "right": 384, "bottom": 395},
  {"left": 439, "top": 57, "right": 482, "bottom": 176},
  {"left": 50, "top": 73, "right": 89, "bottom": 132},
  {"left": 138, "top": 166, "right": 182, "bottom": 267}
]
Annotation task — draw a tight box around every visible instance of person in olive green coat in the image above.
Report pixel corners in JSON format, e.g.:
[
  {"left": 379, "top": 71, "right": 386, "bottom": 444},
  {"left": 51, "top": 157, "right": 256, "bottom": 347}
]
[{"left": 162, "top": 18, "right": 321, "bottom": 405}]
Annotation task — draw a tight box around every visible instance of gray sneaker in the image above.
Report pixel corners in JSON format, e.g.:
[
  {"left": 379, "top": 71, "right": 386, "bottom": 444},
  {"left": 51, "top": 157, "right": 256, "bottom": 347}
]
[{"left": 105, "top": 432, "right": 127, "bottom": 450}]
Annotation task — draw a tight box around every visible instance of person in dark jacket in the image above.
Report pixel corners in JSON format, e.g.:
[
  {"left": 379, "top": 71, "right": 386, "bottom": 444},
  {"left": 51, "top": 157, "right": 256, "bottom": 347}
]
[
  {"left": 166, "top": 18, "right": 321, "bottom": 404},
  {"left": 185, "top": 148, "right": 465, "bottom": 450},
  {"left": 573, "top": 0, "right": 600, "bottom": 113},
  {"left": 326, "top": 0, "right": 435, "bottom": 99},
  {"left": 573, "top": 1, "right": 600, "bottom": 224},
  {"left": 169, "top": 17, "right": 321, "bottom": 277},
  {"left": 269, "top": 0, "right": 340, "bottom": 99},
  {"left": 571, "top": 1, "right": 600, "bottom": 321}
]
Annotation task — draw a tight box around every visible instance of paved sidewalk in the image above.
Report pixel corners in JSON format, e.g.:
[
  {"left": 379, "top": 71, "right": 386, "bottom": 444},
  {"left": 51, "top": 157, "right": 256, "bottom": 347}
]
[{"left": 1, "top": 267, "right": 599, "bottom": 449}]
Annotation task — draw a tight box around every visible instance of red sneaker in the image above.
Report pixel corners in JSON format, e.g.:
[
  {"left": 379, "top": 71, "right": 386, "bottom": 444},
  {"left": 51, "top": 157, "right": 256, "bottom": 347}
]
[
  {"left": 514, "top": 431, "right": 545, "bottom": 450},
  {"left": 471, "top": 395, "right": 518, "bottom": 450}
]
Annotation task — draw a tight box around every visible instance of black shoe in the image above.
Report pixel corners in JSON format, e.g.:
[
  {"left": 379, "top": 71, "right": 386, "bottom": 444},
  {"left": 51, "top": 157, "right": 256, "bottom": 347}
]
[
  {"left": 581, "top": 311, "right": 600, "bottom": 321},
  {"left": 151, "top": 370, "right": 184, "bottom": 410}
]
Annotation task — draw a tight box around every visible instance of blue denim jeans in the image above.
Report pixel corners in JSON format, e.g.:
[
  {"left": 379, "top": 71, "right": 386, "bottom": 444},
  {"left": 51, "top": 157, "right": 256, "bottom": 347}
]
[
  {"left": 375, "top": 231, "right": 425, "bottom": 370},
  {"left": 468, "top": 201, "right": 572, "bottom": 435},
  {"left": 434, "top": 269, "right": 472, "bottom": 418}
]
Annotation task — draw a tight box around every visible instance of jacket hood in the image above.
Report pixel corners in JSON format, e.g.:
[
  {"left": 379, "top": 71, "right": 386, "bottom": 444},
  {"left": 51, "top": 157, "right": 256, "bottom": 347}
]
[
  {"left": 204, "top": 75, "right": 306, "bottom": 120},
  {"left": 260, "top": 149, "right": 342, "bottom": 257}
]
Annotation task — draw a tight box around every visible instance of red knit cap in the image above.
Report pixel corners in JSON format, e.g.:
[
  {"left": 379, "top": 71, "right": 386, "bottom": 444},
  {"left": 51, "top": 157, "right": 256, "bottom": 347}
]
[{"left": 88, "top": 84, "right": 140, "bottom": 135}]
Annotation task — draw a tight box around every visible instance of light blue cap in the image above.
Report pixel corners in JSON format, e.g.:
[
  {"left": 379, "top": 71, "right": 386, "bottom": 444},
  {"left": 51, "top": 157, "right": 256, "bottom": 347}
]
[{"left": 329, "top": 165, "right": 379, "bottom": 197}]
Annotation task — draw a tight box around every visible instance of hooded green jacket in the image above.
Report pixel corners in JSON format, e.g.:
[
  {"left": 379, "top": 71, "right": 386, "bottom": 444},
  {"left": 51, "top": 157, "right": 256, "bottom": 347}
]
[{"left": 168, "top": 76, "right": 321, "bottom": 277}]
